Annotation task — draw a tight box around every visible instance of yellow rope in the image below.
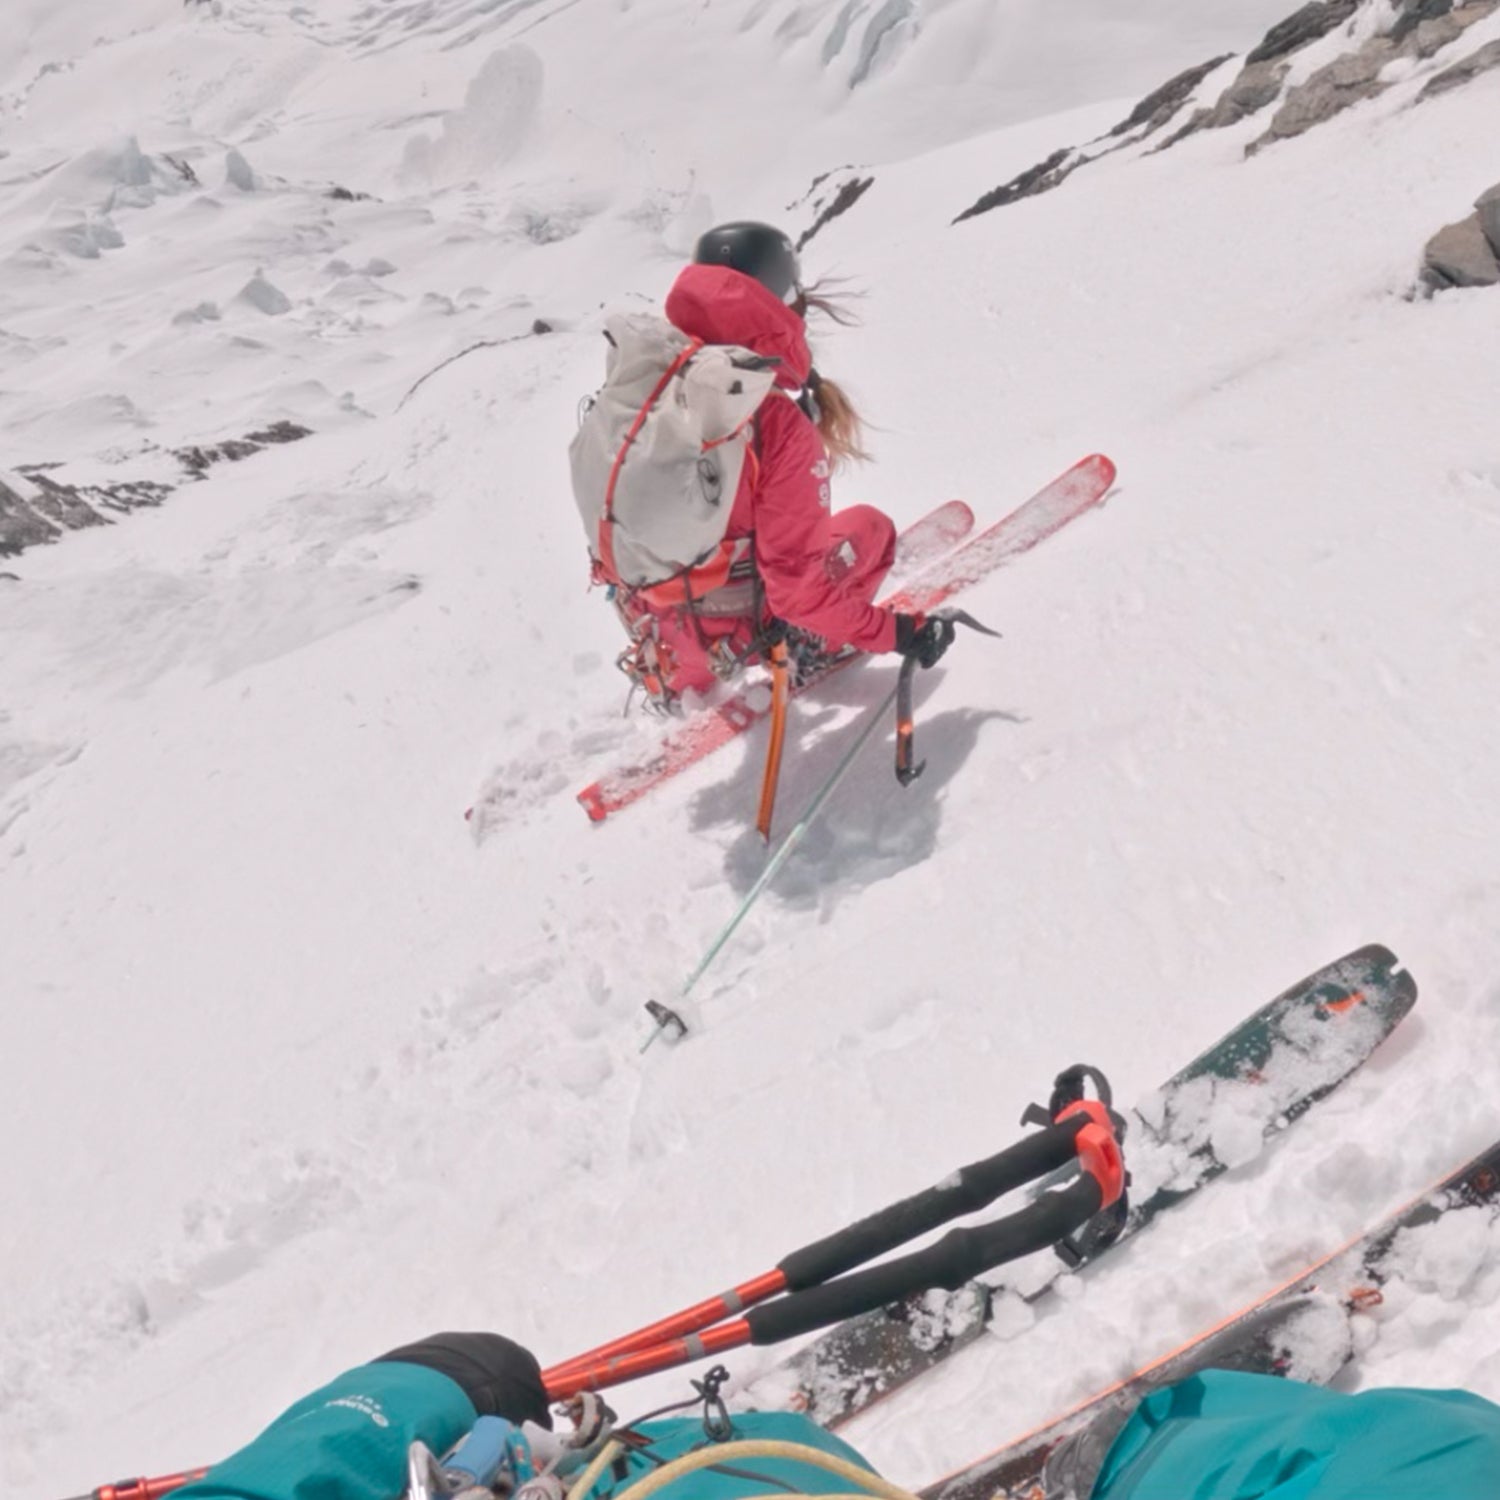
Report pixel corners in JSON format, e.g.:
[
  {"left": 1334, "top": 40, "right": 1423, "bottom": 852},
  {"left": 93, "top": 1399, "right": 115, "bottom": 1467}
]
[
  {"left": 563, "top": 1437, "right": 922, "bottom": 1500},
  {"left": 563, "top": 1438, "right": 626, "bottom": 1500}
]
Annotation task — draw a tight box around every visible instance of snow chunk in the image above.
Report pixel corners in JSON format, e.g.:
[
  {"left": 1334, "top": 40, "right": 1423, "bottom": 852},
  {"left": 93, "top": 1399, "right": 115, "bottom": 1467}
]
[
  {"left": 1386, "top": 1203, "right": 1500, "bottom": 1300},
  {"left": 237, "top": 273, "right": 293, "bottom": 316},
  {"left": 37, "top": 208, "right": 124, "bottom": 259},
  {"left": 172, "top": 302, "right": 222, "bottom": 326},
  {"left": 224, "top": 149, "right": 258, "bottom": 193}
]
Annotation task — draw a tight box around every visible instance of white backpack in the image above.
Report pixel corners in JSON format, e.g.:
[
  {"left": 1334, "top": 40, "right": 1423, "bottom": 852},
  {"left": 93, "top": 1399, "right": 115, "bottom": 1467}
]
[{"left": 569, "top": 313, "right": 781, "bottom": 589}]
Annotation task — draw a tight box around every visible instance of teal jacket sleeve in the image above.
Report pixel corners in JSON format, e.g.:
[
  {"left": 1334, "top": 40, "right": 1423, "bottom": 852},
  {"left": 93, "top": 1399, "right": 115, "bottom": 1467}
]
[
  {"left": 1091, "top": 1370, "right": 1500, "bottom": 1500},
  {"left": 174, "top": 1360, "right": 477, "bottom": 1500}
]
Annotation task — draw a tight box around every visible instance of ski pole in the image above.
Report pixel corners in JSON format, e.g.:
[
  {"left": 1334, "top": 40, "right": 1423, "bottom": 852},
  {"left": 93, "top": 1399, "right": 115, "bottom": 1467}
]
[
  {"left": 58, "top": 1470, "right": 210, "bottom": 1500},
  {"left": 545, "top": 1103, "right": 1124, "bottom": 1399},
  {"left": 543, "top": 1081, "right": 1124, "bottom": 1390},
  {"left": 641, "top": 677, "right": 901, "bottom": 1052}
]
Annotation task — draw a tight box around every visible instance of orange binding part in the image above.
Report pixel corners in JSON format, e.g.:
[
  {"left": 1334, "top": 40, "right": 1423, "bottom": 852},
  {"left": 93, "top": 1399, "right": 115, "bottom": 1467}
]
[
  {"left": 756, "top": 638, "right": 791, "bottom": 841},
  {"left": 1057, "top": 1098, "right": 1126, "bottom": 1207}
]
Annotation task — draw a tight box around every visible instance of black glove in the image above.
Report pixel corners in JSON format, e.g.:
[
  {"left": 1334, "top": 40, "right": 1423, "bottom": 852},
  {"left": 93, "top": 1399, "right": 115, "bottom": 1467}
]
[
  {"left": 377, "top": 1331, "right": 553, "bottom": 1428},
  {"left": 894, "top": 612, "right": 956, "bottom": 669}
]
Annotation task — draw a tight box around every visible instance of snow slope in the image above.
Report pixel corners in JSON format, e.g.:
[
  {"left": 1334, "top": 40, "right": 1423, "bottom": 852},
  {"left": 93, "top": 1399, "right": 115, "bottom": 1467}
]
[{"left": 3, "top": 1, "right": 1500, "bottom": 1495}]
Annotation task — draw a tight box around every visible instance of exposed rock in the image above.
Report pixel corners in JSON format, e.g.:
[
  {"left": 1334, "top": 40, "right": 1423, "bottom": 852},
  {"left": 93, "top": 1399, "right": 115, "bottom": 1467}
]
[
  {"left": 1246, "top": 1, "right": 1361, "bottom": 66},
  {"left": 1252, "top": 38, "right": 1396, "bottom": 145},
  {"left": 1420, "top": 36, "right": 1500, "bottom": 97},
  {"left": 0, "top": 471, "right": 65, "bottom": 556},
  {"left": 796, "top": 174, "right": 874, "bottom": 249},
  {"left": 162, "top": 154, "right": 199, "bottom": 186},
  {"left": 1, "top": 424, "right": 314, "bottom": 557},
  {"left": 1389, "top": 0, "right": 1454, "bottom": 44},
  {"left": 1423, "top": 213, "right": 1500, "bottom": 287},
  {"left": 175, "top": 421, "right": 311, "bottom": 476},
  {"left": 1478, "top": 183, "right": 1500, "bottom": 257},
  {"left": 1108, "top": 55, "right": 1233, "bottom": 139},
  {"left": 1193, "top": 60, "right": 1291, "bottom": 130},
  {"left": 954, "top": 149, "right": 1077, "bottom": 223},
  {"left": 1408, "top": 15, "right": 1466, "bottom": 55}
]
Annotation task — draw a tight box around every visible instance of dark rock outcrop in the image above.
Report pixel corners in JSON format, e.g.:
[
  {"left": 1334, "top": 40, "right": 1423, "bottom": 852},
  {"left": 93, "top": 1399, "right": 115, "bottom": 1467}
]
[
  {"left": 1423, "top": 215, "right": 1500, "bottom": 287},
  {"left": 1421, "top": 34, "right": 1500, "bottom": 96},
  {"left": 797, "top": 174, "right": 875, "bottom": 249},
  {"left": 1162, "top": 59, "right": 1290, "bottom": 146},
  {"left": 1249, "top": 0, "right": 1498, "bottom": 151},
  {"left": 1250, "top": 40, "right": 1396, "bottom": 147},
  {"left": 0, "top": 423, "right": 314, "bottom": 558},
  {"left": 1478, "top": 184, "right": 1500, "bottom": 255},
  {"left": 1246, "top": 1, "right": 1361, "bottom": 65},
  {"left": 954, "top": 149, "right": 1077, "bottom": 223},
  {"left": 1390, "top": 0, "right": 1455, "bottom": 43},
  {"left": 1107, "top": 55, "right": 1234, "bottom": 138}
]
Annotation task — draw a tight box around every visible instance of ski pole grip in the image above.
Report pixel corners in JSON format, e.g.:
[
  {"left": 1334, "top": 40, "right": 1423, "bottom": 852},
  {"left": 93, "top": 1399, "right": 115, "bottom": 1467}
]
[
  {"left": 747, "top": 1175, "right": 1103, "bottom": 1347},
  {"left": 776, "top": 1122, "right": 1084, "bottom": 1292}
]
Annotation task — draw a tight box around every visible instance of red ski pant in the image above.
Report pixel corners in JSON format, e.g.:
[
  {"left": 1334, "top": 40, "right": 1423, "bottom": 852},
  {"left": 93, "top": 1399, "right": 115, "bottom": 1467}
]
[{"left": 638, "top": 504, "right": 896, "bottom": 695}]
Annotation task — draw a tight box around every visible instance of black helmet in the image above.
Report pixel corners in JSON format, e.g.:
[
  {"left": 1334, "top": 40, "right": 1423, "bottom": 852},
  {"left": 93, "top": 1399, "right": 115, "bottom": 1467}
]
[{"left": 693, "top": 221, "right": 802, "bottom": 304}]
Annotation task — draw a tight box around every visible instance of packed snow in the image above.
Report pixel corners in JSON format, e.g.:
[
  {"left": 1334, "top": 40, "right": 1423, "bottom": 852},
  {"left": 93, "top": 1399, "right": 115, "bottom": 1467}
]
[{"left": 3, "top": 1, "right": 1500, "bottom": 1497}]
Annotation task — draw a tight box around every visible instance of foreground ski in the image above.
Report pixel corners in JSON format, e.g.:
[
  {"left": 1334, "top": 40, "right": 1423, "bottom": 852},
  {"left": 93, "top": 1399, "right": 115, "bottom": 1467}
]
[
  {"left": 923, "top": 1134, "right": 1500, "bottom": 1500},
  {"left": 755, "top": 945, "right": 1415, "bottom": 1428},
  {"left": 575, "top": 454, "right": 1116, "bottom": 823}
]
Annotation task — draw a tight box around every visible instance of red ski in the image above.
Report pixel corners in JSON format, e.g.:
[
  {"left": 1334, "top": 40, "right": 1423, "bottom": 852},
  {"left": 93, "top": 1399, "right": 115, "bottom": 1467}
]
[
  {"left": 887, "top": 498, "right": 975, "bottom": 584},
  {"left": 575, "top": 455, "right": 1116, "bottom": 824}
]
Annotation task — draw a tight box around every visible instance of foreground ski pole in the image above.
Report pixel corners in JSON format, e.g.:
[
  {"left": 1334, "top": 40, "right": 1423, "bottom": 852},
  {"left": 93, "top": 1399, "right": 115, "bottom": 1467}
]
[
  {"left": 544, "top": 1079, "right": 1124, "bottom": 1397},
  {"left": 59, "top": 1470, "right": 210, "bottom": 1500},
  {"left": 641, "top": 677, "right": 901, "bottom": 1052}
]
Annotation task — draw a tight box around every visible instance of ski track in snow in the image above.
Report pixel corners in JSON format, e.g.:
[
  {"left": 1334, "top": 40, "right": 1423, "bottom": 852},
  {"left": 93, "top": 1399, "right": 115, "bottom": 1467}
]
[{"left": 4, "top": 0, "right": 1500, "bottom": 1494}]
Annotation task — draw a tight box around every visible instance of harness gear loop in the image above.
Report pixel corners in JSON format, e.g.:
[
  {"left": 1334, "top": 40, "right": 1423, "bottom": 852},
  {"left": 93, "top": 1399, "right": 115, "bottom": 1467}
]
[{"left": 691, "top": 1365, "right": 734, "bottom": 1443}]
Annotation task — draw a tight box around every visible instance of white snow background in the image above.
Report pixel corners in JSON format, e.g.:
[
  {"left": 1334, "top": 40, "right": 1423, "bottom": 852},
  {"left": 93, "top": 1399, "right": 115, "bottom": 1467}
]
[{"left": 3, "top": 0, "right": 1500, "bottom": 1494}]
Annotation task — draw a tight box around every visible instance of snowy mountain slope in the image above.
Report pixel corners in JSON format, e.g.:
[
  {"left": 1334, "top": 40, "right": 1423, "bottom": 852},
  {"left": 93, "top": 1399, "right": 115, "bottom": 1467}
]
[
  {"left": 4, "top": 2, "right": 1500, "bottom": 1497},
  {"left": 0, "top": 0, "right": 1299, "bottom": 531}
]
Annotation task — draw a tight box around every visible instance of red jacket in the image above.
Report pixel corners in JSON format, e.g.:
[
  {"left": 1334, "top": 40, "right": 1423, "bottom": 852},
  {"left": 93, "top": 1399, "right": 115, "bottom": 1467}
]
[{"left": 664, "top": 265, "right": 898, "bottom": 654}]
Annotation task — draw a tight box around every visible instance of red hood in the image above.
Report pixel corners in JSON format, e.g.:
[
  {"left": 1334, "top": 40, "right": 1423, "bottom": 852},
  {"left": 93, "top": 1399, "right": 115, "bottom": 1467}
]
[{"left": 664, "top": 264, "right": 811, "bottom": 390}]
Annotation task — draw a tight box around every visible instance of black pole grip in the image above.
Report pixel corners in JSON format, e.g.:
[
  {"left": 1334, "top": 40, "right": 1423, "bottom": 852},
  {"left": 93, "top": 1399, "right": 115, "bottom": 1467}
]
[
  {"left": 776, "top": 1118, "right": 1086, "bottom": 1293},
  {"left": 749, "top": 1173, "right": 1103, "bottom": 1346}
]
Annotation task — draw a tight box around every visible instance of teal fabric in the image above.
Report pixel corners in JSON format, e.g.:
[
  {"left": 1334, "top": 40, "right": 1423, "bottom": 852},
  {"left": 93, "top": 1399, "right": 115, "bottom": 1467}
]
[
  {"left": 1090, "top": 1371, "right": 1500, "bottom": 1500},
  {"left": 173, "top": 1361, "right": 476, "bottom": 1500},
  {"left": 578, "top": 1410, "right": 880, "bottom": 1500}
]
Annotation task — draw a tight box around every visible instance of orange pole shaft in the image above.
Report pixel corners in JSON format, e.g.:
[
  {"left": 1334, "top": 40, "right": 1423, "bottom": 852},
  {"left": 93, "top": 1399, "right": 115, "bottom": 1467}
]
[
  {"left": 542, "top": 1269, "right": 786, "bottom": 1383},
  {"left": 755, "top": 641, "right": 790, "bottom": 841}
]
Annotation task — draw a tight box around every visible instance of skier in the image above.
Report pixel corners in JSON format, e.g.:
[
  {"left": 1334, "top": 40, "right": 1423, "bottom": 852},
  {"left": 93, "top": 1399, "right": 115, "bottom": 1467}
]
[
  {"left": 577, "top": 220, "right": 954, "bottom": 707},
  {"left": 148, "top": 1335, "right": 1500, "bottom": 1500}
]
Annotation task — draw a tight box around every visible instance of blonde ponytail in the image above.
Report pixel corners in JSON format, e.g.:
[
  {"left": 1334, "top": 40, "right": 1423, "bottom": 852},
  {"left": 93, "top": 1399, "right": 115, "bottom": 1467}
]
[
  {"left": 808, "top": 372, "right": 871, "bottom": 469},
  {"left": 794, "top": 280, "right": 872, "bottom": 470}
]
